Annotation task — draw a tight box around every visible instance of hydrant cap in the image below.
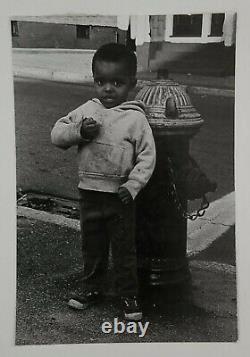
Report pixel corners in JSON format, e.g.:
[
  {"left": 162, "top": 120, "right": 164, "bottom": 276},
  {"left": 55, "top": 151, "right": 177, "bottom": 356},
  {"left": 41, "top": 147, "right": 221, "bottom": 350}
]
[{"left": 136, "top": 79, "right": 204, "bottom": 136}]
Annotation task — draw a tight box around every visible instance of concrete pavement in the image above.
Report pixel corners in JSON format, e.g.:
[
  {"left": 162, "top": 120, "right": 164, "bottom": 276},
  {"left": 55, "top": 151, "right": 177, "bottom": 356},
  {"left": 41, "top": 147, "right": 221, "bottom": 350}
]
[
  {"left": 187, "top": 191, "right": 235, "bottom": 256},
  {"left": 16, "top": 191, "right": 236, "bottom": 344},
  {"left": 16, "top": 211, "right": 237, "bottom": 344}
]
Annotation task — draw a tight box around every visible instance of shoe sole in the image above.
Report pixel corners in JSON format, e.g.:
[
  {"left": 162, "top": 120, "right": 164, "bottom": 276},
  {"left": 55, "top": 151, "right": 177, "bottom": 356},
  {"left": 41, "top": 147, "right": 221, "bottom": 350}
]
[
  {"left": 68, "top": 297, "right": 102, "bottom": 310},
  {"left": 68, "top": 298, "right": 102, "bottom": 310},
  {"left": 68, "top": 298, "right": 89, "bottom": 310},
  {"left": 124, "top": 312, "right": 143, "bottom": 321}
]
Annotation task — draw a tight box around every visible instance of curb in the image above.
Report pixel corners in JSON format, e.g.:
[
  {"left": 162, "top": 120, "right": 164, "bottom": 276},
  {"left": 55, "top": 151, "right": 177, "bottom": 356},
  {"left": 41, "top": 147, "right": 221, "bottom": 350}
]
[
  {"left": 17, "top": 206, "right": 237, "bottom": 322},
  {"left": 13, "top": 67, "right": 93, "bottom": 84},
  {"left": 17, "top": 206, "right": 236, "bottom": 275},
  {"left": 13, "top": 48, "right": 96, "bottom": 55},
  {"left": 17, "top": 190, "right": 235, "bottom": 258},
  {"left": 187, "top": 192, "right": 235, "bottom": 256},
  {"left": 17, "top": 205, "right": 80, "bottom": 231},
  {"left": 189, "top": 260, "right": 236, "bottom": 275},
  {"left": 187, "top": 85, "right": 234, "bottom": 98},
  {"left": 13, "top": 66, "right": 235, "bottom": 97}
]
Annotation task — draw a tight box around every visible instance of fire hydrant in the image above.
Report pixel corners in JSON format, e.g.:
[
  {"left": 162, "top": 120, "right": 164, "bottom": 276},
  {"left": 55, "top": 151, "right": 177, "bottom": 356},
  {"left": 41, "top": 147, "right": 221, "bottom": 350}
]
[{"left": 135, "top": 78, "right": 216, "bottom": 302}]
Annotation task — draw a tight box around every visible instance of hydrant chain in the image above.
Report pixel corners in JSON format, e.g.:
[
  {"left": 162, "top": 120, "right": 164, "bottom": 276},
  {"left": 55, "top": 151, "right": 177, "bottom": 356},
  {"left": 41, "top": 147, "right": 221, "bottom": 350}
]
[{"left": 167, "top": 157, "right": 210, "bottom": 221}]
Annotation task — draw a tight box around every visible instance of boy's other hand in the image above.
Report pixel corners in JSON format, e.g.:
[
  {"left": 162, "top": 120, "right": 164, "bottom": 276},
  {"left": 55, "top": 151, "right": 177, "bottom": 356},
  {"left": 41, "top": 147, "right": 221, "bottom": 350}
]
[
  {"left": 81, "top": 117, "right": 100, "bottom": 138},
  {"left": 118, "top": 187, "right": 133, "bottom": 205}
]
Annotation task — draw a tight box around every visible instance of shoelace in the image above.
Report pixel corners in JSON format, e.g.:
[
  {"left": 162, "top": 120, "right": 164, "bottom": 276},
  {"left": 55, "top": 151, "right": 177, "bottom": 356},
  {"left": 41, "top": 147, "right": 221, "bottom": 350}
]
[
  {"left": 86, "top": 291, "right": 99, "bottom": 297},
  {"left": 122, "top": 297, "right": 139, "bottom": 307}
]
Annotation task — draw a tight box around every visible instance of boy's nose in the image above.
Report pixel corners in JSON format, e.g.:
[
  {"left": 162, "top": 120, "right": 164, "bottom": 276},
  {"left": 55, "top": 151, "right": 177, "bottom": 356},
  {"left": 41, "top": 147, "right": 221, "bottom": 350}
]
[{"left": 104, "top": 83, "right": 113, "bottom": 92}]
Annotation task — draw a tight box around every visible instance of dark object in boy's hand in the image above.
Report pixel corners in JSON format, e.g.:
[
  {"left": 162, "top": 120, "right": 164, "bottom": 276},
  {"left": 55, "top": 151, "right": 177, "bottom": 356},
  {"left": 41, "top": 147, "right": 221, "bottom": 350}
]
[
  {"left": 118, "top": 187, "right": 133, "bottom": 205},
  {"left": 80, "top": 117, "right": 100, "bottom": 139}
]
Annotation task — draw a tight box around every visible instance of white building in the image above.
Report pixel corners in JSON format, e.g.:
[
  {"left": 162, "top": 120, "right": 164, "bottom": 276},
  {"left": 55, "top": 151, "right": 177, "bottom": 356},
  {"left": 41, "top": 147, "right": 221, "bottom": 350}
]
[{"left": 11, "top": 13, "right": 236, "bottom": 76}]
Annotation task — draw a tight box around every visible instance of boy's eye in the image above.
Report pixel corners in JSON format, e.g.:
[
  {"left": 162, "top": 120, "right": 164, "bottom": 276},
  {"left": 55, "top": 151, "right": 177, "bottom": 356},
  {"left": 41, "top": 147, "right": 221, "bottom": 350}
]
[
  {"left": 94, "top": 79, "right": 104, "bottom": 86},
  {"left": 113, "top": 80, "right": 124, "bottom": 87},
  {"left": 94, "top": 78, "right": 125, "bottom": 87}
]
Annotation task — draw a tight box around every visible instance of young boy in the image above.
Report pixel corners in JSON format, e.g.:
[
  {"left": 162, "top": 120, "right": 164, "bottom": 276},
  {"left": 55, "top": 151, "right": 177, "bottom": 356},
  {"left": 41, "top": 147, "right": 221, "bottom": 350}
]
[{"left": 51, "top": 43, "right": 156, "bottom": 321}]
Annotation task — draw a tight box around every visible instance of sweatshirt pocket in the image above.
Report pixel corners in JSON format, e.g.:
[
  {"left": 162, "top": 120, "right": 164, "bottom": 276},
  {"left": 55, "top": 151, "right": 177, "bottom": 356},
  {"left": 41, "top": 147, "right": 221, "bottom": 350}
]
[{"left": 78, "top": 141, "right": 133, "bottom": 178}]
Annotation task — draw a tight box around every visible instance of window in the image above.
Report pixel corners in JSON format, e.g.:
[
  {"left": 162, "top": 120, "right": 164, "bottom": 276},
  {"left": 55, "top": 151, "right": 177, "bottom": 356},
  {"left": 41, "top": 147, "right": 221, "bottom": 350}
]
[
  {"left": 76, "top": 25, "right": 90, "bottom": 39},
  {"left": 173, "top": 14, "right": 203, "bottom": 37},
  {"left": 11, "top": 20, "right": 19, "bottom": 37},
  {"left": 210, "top": 13, "right": 225, "bottom": 36},
  {"left": 126, "top": 24, "right": 136, "bottom": 52}
]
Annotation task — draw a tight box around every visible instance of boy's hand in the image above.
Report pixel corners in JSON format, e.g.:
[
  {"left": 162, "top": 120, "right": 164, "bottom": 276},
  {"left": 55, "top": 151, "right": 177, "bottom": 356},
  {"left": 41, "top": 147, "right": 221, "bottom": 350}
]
[
  {"left": 118, "top": 187, "right": 133, "bottom": 205},
  {"left": 80, "top": 117, "right": 100, "bottom": 139}
]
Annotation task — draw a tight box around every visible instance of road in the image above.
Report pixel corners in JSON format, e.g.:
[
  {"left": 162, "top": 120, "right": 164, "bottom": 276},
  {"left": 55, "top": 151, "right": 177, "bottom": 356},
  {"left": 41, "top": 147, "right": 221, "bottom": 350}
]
[
  {"left": 14, "top": 77, "right": 234, "bottom": 201},
  {"left": 14, "top": 77, "right": 235, "bottom": 266},
  {"left": 14, "top": 77, "right": 236, "bottom": 344}
]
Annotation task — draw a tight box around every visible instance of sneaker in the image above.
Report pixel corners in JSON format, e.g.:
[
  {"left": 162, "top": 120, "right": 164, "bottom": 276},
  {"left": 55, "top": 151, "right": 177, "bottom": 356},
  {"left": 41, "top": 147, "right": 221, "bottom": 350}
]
[
  {"left": 68, "top": 290, "right": 102, "bottom": 310},
  {"left": 121, "top": 296, "right": 143, "bottom": 321}
]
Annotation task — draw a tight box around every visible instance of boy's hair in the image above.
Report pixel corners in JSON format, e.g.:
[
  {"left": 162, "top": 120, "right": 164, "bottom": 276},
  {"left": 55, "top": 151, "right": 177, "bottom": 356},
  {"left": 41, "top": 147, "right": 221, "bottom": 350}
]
[{"left": 92, "top": 43, "right": 137, "bottom": 77}]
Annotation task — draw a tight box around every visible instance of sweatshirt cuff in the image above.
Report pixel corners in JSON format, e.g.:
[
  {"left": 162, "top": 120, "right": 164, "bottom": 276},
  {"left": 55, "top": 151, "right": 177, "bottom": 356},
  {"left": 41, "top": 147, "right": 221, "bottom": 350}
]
[{"left": 120, "top": 180, "right": 141, "bottom": 200}]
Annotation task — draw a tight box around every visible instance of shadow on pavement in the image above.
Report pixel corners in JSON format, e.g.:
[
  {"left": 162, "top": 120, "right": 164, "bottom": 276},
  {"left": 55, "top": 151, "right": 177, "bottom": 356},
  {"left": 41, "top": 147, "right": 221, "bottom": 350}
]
[{"left": 16, "top": 216, "right": 237, "bottom": 345}]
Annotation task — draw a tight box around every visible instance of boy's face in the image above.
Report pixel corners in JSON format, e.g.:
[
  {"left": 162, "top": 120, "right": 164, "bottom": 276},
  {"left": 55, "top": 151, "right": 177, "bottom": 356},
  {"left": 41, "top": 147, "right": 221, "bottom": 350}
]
[{"left": 93, "top": 60, "right": 136, "bottom": 109}]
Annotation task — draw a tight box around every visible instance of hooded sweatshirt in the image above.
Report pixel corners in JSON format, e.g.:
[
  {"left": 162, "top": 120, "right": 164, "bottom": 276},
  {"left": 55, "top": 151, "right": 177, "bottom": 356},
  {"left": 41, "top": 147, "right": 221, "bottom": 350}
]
[{"left": 51, "top": 98, "right": 156, "bottom": 199}]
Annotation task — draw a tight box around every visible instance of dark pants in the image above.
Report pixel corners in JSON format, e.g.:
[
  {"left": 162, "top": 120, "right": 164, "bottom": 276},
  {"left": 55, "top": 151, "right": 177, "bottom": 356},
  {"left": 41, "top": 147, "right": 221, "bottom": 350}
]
[{"left": 79, "top": 189, "right": 138, "bottom": 297}]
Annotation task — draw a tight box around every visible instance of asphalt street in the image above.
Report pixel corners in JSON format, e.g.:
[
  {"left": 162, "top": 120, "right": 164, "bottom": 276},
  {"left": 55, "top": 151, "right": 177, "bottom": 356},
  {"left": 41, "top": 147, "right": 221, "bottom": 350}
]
[
  {"left": 14, "top": 77, "right": 235, "bottom": 265},
  {"left": 14, "top": 77, "right": 236, "bottom": 344},
  {"left": 14, "top": 77, "right": 235, "bottom": 264},
  {"left": 14, "top": 77, "right": 234, "bottom": 202}
]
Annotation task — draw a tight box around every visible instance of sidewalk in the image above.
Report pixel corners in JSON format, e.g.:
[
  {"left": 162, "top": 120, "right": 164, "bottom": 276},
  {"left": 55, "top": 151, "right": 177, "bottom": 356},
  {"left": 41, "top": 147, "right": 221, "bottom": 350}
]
[
  {"left": 12, "top": 48, "right": 235, "bottom": 97},
  {"left": 16, "top": 209, "right": 237, "bottom": 345}
]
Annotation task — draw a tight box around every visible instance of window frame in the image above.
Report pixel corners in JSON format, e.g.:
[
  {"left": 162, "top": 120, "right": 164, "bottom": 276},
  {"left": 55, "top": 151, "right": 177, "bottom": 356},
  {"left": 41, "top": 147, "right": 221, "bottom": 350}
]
[
  {"left": 76, "top": 25, "right": 91, "bottom": 39},
  {"left": 172, "top": 14, "right": 203, "bottom": 38},
  {"left": 11, "top": 20, "right": 19, "bottom": 37},
  {"left": 209, "top": 13, "right": 225, "bottom": 37},
  {"left": 161, "top": 13, "right": 226, "bottom": 44}
]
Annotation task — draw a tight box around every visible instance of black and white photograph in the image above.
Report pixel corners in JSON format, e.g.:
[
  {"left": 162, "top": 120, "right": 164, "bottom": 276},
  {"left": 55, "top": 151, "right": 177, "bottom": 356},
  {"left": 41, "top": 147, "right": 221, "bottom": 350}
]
[
  {"left": 12, "top": 11, "right": 237, "bottom": 345},
  {"left": 2, "top": 0, "right": 250, "bottom": 355}
]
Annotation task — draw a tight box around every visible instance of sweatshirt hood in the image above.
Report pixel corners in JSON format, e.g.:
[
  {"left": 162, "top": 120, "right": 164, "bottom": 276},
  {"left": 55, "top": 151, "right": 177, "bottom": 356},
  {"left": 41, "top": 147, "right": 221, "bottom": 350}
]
[{"left": 91, "top": 98, "right": 146, "bottom": 114}]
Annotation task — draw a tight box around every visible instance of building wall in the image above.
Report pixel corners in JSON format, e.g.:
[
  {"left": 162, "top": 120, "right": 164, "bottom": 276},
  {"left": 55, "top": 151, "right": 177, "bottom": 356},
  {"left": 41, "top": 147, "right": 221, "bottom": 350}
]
[
  {"left": 148, "top": 41, "right": 235, "bottom": 75},
  {"left": 150, "top": 15, "right": 166, "bottom": 41},
  {"left": 11, "top": 15, "right": 117, "bottom": 27},
  {"left": 12, "top": 21, "right": 126, "bottom": 49},
  {"left": 137, "top": 13, "right": 236, "bottom": 75},
  {"left": 11, "top": 14, "right": 236, "bottom": 76},
  {"left": 75, "top": 26, "right": 125, "bottom": 49}
]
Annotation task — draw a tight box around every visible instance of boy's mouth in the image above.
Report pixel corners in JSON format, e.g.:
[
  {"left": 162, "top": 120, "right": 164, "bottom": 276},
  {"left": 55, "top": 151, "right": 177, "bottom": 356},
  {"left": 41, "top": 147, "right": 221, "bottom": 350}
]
[
  {"left": 102, "top": 97, "right": 117, "bottom": 107},
  {"left": 103, "top": 97, "right": 116, "bottom": 102}
]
